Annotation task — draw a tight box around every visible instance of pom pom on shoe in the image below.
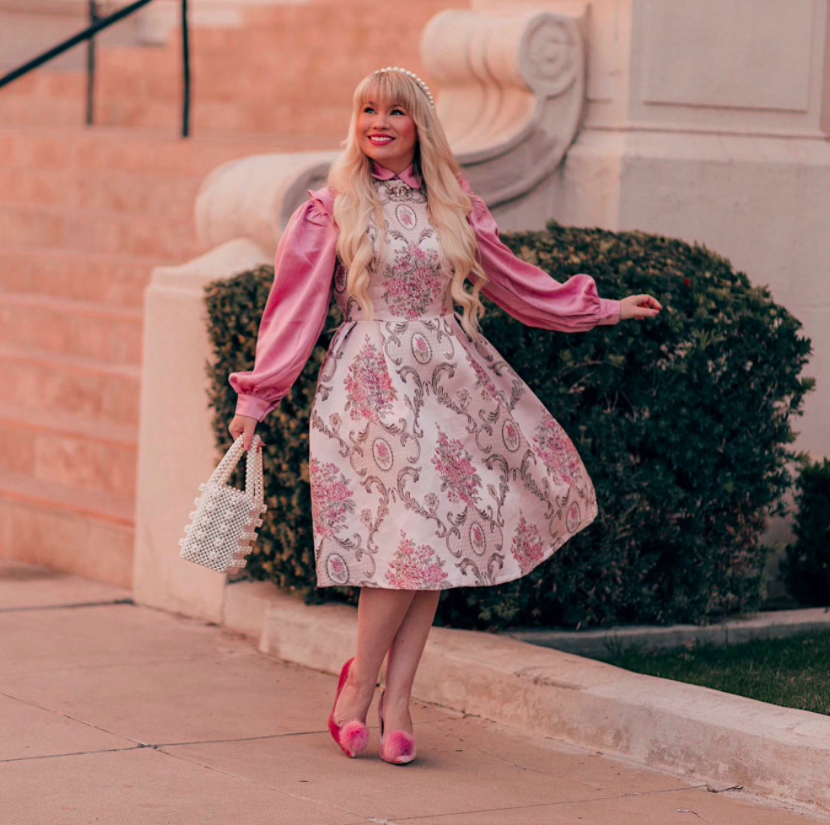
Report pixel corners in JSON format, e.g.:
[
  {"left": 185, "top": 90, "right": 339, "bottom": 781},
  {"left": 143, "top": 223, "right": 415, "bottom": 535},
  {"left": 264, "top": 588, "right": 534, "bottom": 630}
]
[
  {"left": 381, "top": 730, "right": 415, "bottom": 764},
  {"left": 339, "top": 720, "right": 369, "bottom": 757}
]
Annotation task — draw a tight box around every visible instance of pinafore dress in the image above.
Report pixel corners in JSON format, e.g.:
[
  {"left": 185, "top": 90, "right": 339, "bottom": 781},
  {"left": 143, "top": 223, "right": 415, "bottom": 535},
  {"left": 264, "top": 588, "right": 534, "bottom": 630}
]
[{"left": 309, "top": 174, "right": 599, "bottom": 589}]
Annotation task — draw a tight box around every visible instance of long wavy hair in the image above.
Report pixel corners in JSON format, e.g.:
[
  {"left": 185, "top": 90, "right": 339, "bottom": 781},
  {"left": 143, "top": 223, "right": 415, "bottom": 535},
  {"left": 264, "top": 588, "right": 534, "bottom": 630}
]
[{"left": 326, "top": 69, "right": 488, "bottom": 339}]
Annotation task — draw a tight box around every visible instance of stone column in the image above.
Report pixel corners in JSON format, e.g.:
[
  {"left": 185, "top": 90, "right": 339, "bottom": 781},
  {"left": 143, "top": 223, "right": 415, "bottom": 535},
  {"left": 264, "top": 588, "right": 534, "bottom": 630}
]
[{"left": 132, "top": 239, "right": 271, "bottom": 621}]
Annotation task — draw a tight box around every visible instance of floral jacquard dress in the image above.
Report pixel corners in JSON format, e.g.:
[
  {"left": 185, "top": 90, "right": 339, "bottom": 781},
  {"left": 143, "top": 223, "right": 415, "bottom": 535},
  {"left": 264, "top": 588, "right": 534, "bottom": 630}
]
[{"left": 229, "top": 159, "right": 621, "bottom": 590}]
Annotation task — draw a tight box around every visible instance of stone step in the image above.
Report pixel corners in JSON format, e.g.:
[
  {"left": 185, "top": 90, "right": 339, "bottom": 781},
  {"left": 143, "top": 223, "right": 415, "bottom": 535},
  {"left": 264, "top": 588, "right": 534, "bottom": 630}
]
[
  {"left": 93, "top": 97, "right": 351, "bottom": 138},
  {"left": 0, "top": 467, "right": 134, "bottom": 588},
  {"left": 240, "top": 0, "right": 457, "bottom": 37},
  {"left": 0, "top": 68, "right": 86, "bottom": 99},
  {"left": 0, "top": 342, "right": 140, "bottom": 428},
  {"left": 0, "top": 293, "right": 143, "bottom": 367},
  {"left": 0, "top": 204, "right": 202, "bottom": 259},
  {"left": 0, "top": 85, "right": 349, "bottom": 141},
  {"left": 95, "top": 62, "right": 368, "bottom": 106},
  {"left": 189, "top": 25, "right": 430, "bottom": 58},
  {"left": 0, "top": 247, "right": 160, "bottom": 309},
  {"left": 0, "top": 398, "right": 137, "bottom": 501},
  {"left": 0, "top": 126, "right": 290, "bottom": 175},
  {"left": 0, "top": 165, "right": 204, "bottom": 217},
  {"left": 0, "top": 166, "right": 70, "bottom": 210},
  {"left": 0, "top": 84, "right": 350, "bottom": 135},
  {"left": 93, "top": 35, "right": 441, "bottom": 105},
  {"left": 0, "top": 203, "right": 62, "bottom": 247},
  {"left": 0, "top": 91, "right": 87, "bottom": 127}
]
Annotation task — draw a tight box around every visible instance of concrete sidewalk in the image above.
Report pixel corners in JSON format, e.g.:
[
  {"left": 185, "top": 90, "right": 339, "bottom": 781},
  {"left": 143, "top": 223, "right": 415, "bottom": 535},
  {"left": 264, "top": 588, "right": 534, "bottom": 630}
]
[{"left": 0, "top": 561, "right": 826, "bottom": 825}]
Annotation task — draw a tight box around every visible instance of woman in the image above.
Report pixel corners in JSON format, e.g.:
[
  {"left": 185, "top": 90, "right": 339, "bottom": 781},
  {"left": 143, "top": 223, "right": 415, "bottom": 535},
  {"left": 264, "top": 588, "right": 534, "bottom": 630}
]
[{"left": 228, "top": 67, "right": 661, "bottom": 765}]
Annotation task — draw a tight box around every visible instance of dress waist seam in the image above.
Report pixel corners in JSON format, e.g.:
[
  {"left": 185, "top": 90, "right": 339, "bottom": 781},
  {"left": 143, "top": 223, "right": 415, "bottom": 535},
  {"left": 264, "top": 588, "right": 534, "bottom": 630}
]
[{"left": 341, "top": 312, "right": 457, "bottom": 324}]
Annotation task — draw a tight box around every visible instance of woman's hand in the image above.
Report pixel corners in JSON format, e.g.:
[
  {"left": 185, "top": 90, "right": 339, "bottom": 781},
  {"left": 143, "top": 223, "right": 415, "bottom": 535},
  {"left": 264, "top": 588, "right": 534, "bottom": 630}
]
[
  {"left": 620, "top": 294, "right": 662, "bottom": 322},
  {"left": 229, "top": 414, "right": 259, "bottom": 451}
]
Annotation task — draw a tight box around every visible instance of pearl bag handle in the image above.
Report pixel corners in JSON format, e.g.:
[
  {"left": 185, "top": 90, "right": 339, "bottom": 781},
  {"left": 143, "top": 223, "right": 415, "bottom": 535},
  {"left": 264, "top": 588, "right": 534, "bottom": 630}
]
[{"left": 208, "top": 433, "right": 264, "bottom": 505}]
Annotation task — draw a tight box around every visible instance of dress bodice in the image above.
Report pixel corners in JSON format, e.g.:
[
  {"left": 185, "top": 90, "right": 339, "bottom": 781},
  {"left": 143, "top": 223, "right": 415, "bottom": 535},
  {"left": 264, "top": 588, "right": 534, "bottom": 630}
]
[
  {"left": 333, "top": 177, "right": 454, "bottom": 321},
  {"left": 229, "top": 168, "right": 621, "bottom": 423}
]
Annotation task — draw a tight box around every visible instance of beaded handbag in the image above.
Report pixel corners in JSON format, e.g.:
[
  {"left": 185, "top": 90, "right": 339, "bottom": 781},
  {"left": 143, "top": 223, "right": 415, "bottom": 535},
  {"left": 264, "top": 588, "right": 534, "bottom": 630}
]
[{"left": 179, "top": 434, "right": 268, "bottom": 573}]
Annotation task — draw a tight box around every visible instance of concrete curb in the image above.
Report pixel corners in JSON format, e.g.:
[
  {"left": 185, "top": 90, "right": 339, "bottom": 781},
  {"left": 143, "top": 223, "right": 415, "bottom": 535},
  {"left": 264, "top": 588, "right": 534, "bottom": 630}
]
[
  {"left": 223, "top": 581, "right": 830, "bottom": 817},
  {"left": 504, "top": 606, "right": 830, "bottom": 657}
]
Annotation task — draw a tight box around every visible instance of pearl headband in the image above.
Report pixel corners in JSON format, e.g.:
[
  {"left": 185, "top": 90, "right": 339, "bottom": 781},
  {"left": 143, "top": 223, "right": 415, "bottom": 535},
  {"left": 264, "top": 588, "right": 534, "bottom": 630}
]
[{"left": 373, "top": 66, "right": 436, "bottom": 109}]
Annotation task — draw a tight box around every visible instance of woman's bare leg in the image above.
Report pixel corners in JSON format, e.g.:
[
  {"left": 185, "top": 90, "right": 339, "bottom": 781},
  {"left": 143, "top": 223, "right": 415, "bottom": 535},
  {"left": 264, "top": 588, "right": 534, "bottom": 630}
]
[
  {"left": 332, "top": 587, "right": 416, "bottom": 725},
  {"left": 380, "top": 590, "right": 442, "bottom": 736}
]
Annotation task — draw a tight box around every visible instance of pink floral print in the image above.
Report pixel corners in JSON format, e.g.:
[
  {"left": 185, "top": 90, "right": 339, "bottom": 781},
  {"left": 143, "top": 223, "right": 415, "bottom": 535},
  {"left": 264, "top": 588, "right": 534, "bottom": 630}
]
[
  {"left": 327, "top": 553, "right": 349, "bottom": 584},
  {"left": 533, "top": 414, "right": 580, "bottom": 483},
  {"left": 372, "top": 436, "right": 394, "bottom": 471},
  {"left": 310, "top": 458, "right": 354, "bottom": 538},
  {"left": 502, "top": 418, "right": 521, "bottom": 451},
  {"left": 510, "top": 511, "right": 546, "bottom": 574},
  {"left": 465, "top": 350, "right": 500, "bottom": 401},
  {"left": 431, "top": 426, "right": 482, "bottom": 508},
  {"left": 395, "top": 203, "right": 417, "bottom": 229},
  {"left": 411, "top": 332, "right": 432, "bottom": 364},
  {"left": 382, "top": 242, "right": 444, "bottom": 319},
  {"left": 385, "top": 529, "right": 449, "bottom": 588},
  {"left": 344, "top": 335, "right": 398, "bottom": 422}
]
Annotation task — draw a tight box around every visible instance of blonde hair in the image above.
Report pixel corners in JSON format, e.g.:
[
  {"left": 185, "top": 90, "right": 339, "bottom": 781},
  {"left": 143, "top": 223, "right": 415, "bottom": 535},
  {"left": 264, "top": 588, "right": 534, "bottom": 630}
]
[{"left": 326, "top": 69, "right": 488, "bottom": 339}]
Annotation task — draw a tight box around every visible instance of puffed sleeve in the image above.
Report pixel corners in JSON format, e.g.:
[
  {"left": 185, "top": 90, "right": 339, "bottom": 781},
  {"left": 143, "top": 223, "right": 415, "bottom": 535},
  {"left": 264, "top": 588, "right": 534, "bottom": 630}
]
[
  {"left": 459, "top": 175, "right": 621, "bottom": 332},
  {"left": 228, "top": 186, "right": 339, "bottom": 422}
]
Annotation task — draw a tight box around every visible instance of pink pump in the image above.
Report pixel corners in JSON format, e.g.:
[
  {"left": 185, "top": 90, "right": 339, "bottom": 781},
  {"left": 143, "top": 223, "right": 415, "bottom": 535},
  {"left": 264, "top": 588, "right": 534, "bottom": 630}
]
[
  {"left": 377, "top": 688, "right": 416, "bottom": 765},
  {"left": 328, "top": 657, "right": 369, "bottom": 758}
]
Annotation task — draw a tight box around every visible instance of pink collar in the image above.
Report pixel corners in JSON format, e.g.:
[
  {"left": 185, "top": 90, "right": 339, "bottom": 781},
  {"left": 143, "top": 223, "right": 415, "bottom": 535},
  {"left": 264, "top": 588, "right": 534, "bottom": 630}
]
[{"left": 370, "top": 159, "right": 422, "bottom": 190}]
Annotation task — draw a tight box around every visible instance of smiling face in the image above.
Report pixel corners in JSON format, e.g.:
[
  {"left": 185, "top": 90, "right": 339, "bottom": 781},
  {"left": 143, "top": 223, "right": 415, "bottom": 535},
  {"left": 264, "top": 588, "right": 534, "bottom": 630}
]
[{"left": 358, "top": 96, "right": 418, "bottom": 173}]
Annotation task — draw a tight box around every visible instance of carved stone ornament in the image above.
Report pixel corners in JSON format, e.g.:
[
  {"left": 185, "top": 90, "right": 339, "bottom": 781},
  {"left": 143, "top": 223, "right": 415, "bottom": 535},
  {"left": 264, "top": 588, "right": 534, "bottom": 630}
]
[{"left": 421, "top": 8, "right": 586, "bottom": 208}]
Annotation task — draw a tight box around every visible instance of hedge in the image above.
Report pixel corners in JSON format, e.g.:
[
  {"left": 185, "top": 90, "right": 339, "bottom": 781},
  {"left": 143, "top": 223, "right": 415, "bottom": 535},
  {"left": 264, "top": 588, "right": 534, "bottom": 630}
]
[{"left": 780, "top": 456, "right": 830, "bottom": 607}]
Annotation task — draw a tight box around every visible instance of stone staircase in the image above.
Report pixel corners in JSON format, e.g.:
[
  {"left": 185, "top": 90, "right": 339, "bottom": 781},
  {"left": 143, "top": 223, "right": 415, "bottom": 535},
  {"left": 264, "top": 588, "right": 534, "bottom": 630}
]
[
  {"left": 0, "top": 126, "right": 288, "bottom": 586},
  {"left": 0, "top": 0, "right": 456, "bottom": 587}
]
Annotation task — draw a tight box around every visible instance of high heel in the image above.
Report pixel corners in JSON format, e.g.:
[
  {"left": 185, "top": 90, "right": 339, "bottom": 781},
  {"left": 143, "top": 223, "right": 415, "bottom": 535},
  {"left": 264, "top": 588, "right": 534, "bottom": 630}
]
[
  {"left": 377, "top": 687, "right": 416, "bottom": 765},
  {"left": 328, "top": 657, "right": 369, "bottom": 757}
]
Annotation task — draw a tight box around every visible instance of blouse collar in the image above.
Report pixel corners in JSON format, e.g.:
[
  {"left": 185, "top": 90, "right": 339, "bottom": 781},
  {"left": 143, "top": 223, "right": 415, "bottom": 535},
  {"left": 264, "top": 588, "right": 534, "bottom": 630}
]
[{"left": 370, "top": 158, "right": 422, "bottom": 190}]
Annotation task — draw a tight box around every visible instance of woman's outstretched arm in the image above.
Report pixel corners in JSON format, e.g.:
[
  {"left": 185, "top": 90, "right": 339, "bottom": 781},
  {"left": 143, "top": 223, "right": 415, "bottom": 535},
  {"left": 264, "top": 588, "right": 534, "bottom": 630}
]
[{"left": 459, "top": 175, "right": 621, "bottom": 332}]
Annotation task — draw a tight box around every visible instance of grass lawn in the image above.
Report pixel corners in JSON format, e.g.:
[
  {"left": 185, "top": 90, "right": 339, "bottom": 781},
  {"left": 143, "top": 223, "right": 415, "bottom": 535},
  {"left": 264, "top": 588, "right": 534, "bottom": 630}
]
[{"left": 598, "top": 628, "right": 830, "bottom": 716}]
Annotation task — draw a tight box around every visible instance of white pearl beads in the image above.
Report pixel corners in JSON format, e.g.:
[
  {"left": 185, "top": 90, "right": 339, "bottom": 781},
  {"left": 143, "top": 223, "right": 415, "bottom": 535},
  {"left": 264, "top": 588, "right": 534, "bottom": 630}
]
[
  {"left": 180, "top": 433, "right": 267, "bottom": 574},
  {"left": 374, "top": 66, "right": 435, "bottom": 109}
]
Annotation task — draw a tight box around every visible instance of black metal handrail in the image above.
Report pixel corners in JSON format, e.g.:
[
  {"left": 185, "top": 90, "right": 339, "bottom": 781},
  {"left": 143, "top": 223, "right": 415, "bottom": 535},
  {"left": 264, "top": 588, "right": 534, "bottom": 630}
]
[{"left": 0, "top": 0, "right": 191, "bottom": 137}]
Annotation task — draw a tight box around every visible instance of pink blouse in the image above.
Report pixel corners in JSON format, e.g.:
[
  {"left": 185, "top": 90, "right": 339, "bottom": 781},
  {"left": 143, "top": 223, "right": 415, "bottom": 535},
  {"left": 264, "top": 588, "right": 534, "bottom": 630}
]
[{"left": 229, "top": 166, "right": 621, "bottom": 422}]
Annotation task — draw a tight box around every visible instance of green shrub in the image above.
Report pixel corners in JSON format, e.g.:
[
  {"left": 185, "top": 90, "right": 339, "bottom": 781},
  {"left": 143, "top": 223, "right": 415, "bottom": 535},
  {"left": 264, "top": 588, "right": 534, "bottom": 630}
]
[
  {"left": 780, "top": 457, "right": 830, "bottom": 606},
  {"left": 204, "top": 221, "right": 813, "bottom": 630}
]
